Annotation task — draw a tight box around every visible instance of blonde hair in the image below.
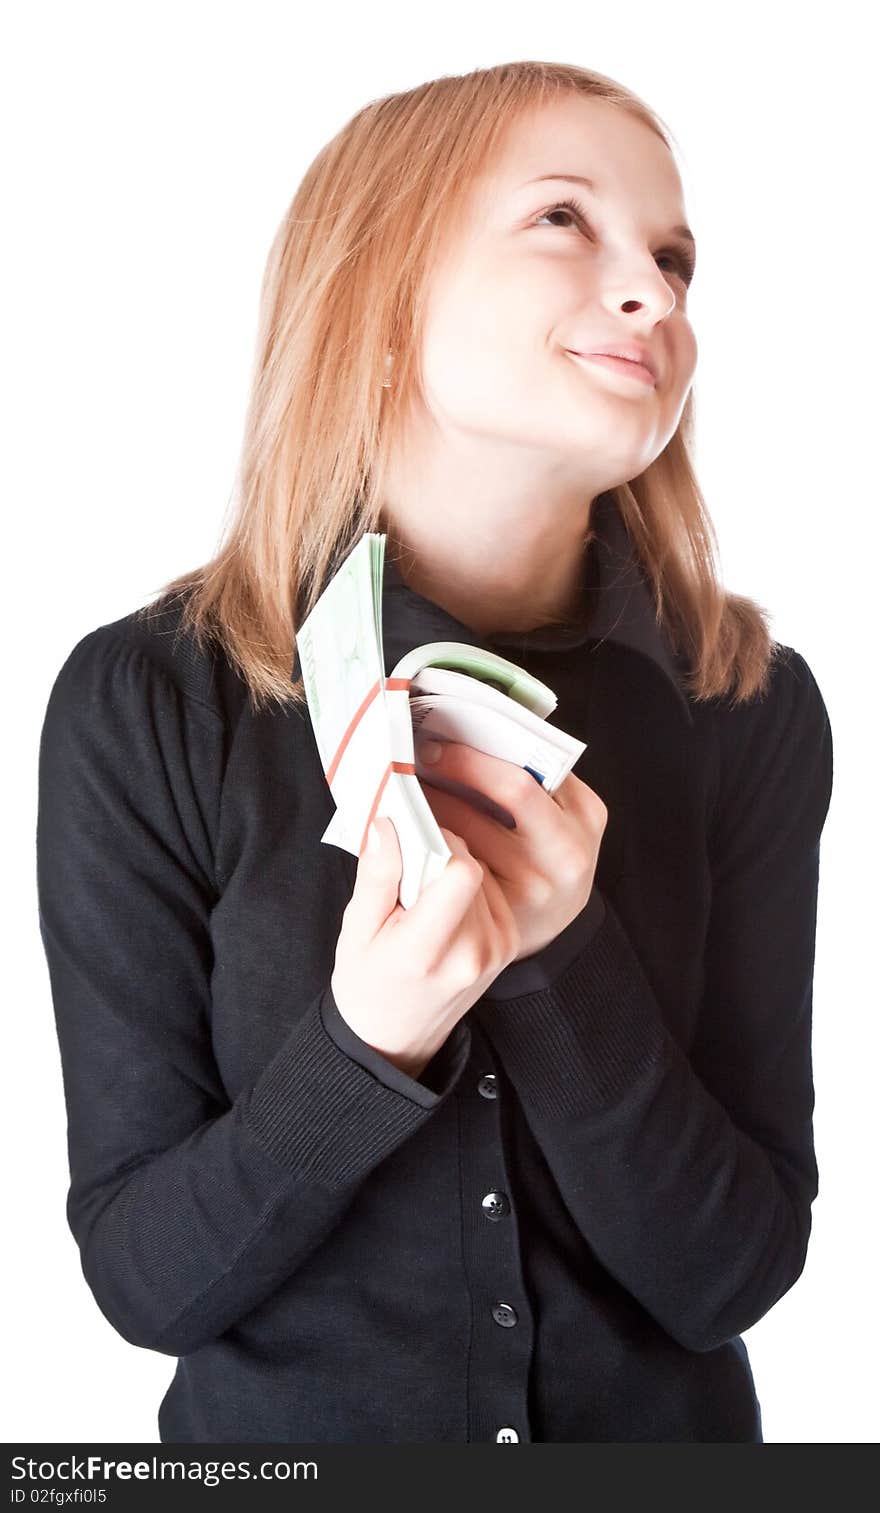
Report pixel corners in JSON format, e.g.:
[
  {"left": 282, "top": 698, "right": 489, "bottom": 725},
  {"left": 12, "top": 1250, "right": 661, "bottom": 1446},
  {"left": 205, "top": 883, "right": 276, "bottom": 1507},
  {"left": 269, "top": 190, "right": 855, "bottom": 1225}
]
[{"left": 138, "top": 58, "right": 776, "bottom": 715}]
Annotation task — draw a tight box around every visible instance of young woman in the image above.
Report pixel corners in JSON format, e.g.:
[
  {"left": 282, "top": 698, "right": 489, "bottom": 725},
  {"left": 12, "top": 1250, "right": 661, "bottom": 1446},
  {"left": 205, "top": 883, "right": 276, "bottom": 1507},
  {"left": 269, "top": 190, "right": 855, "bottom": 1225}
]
[{"left": 36, "top": 61, "right": 833, "bottom": 1444}]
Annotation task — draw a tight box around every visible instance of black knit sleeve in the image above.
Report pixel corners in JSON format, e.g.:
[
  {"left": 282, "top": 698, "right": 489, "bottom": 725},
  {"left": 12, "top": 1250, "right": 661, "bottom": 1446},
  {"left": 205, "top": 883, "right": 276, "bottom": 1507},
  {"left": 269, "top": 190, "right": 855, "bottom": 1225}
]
[
  {"left": 475, "top": 645, "right": 833, "bottom": 1354},
  {"left": 36, "top": 624, "right": 471, "bottom": 1358}
]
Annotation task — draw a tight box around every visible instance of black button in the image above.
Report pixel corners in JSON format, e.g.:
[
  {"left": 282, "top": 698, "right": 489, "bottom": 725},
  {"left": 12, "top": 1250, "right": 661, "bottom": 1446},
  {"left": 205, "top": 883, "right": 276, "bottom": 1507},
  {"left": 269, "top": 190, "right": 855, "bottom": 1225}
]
[
  {"left": 477, "top": 1073, "right": 497, "bottom": 1099},
  {"left": 481, "top": 1191, "right": 510, "bottom": 1221},
  {"left": 492, "top": 1302, "right": 518, "bottom": 1328}
]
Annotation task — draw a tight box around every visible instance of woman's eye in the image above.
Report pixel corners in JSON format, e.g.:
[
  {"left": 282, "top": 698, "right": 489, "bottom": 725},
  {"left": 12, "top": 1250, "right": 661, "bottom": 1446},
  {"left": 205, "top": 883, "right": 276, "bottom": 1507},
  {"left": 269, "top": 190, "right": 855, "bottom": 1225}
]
[
  {"left": 535, "top": 199, "right": 694, "bottom": 287},
  {"left": 535, "top": 198, "right": 589, "bottom": 232}
]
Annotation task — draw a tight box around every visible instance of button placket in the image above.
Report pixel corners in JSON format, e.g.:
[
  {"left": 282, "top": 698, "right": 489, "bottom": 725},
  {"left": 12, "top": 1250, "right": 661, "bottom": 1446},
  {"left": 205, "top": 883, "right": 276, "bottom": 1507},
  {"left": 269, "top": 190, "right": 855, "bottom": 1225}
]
[{"left": 460, "top": 1026, "right": 532, "bottom": 1443}]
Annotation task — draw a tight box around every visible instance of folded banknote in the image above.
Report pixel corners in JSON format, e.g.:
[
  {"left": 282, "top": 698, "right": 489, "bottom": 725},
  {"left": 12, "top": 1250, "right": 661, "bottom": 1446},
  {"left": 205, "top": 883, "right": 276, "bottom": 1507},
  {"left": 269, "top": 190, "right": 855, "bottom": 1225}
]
[{"left": 296, "top": 532, "right": 587, "bottom": 908}]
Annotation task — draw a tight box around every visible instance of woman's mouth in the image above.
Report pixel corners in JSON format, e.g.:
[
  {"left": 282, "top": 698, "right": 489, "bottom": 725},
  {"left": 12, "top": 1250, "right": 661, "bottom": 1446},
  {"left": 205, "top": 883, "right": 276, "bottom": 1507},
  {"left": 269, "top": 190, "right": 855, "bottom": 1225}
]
[{"left": 566, "top": 351, "right": 657, "bottom": 388}]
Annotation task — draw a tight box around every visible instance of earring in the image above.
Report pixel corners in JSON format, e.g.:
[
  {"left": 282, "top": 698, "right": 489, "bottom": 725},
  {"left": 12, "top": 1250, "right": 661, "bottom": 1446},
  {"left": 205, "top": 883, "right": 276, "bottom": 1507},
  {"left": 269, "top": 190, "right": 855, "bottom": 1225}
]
[{"left": 382, "top": 350, "right": 393, "bottom": 388}]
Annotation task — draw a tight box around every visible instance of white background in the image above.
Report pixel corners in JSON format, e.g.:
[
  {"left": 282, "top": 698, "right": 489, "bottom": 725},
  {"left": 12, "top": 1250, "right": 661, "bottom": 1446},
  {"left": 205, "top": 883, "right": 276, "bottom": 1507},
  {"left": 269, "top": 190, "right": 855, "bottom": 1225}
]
[{"left": 4, "top": 0, "right": 874, "bottom": 1445}]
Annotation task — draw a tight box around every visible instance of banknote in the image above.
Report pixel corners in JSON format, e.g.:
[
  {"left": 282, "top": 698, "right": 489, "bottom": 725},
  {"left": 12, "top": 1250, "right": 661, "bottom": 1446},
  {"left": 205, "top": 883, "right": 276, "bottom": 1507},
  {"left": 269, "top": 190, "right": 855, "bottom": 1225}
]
[{"left": 297, "top": 532, "right": 587, "bottom": 908}]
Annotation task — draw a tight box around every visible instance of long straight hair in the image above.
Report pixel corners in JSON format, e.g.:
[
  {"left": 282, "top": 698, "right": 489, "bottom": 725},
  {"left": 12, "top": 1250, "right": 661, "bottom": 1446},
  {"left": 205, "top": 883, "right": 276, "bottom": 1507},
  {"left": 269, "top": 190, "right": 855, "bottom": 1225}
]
[{"left": 138, "top": 59, "right": 776, "bottom": 715}]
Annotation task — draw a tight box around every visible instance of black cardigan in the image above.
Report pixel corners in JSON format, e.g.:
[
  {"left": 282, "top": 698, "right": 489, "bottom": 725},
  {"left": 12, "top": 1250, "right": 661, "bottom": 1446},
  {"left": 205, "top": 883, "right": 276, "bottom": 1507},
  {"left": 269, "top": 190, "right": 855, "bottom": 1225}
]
[{"left": 35, "top": 495, "right": 834, "bottom": 1443}]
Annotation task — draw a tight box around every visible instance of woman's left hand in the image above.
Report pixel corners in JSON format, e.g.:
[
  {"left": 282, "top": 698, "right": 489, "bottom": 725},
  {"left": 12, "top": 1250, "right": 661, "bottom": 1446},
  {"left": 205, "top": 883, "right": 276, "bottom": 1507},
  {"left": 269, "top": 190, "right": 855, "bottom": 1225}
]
[{"left": 415, "top": 738, "right": 608, "bottom": 964}]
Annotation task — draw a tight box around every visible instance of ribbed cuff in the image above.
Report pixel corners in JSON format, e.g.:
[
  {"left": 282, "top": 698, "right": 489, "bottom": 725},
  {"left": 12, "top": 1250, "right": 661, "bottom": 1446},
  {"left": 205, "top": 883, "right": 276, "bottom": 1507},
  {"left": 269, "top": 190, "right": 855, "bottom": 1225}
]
[
  {"left": 482, "top": 886, "right": 607, "bottom": 1000},
  {"left": 320, "top": 985, "right": 472, "bottom": 1100},
  {"left": 243, "top": 986, "right": 470, "bottom": 1187},
  {"left": 476, "top": 895, "right": 669, "bottom": 1116}
]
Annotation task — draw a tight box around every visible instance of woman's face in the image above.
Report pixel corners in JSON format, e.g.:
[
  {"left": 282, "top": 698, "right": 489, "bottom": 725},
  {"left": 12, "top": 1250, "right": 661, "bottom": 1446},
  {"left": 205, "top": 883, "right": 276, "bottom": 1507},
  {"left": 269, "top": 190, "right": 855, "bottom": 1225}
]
[{"left": 412, "top": 94, "right": 699, "bottom": 492}]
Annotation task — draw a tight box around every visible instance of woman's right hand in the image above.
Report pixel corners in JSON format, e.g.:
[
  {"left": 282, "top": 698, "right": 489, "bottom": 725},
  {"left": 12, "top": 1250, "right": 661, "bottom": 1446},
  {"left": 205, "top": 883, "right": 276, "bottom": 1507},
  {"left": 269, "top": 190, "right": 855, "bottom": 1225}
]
[{"left": 330, "top": 815, "right": 520, "bottom": 1080}]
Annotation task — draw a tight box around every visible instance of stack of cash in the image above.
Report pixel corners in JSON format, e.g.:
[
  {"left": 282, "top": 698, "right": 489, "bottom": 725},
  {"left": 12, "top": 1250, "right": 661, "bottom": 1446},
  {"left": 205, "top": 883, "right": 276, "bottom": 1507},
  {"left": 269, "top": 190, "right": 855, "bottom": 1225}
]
[{"left": 297, "top": 532, "right": 586, "bottom": 908}]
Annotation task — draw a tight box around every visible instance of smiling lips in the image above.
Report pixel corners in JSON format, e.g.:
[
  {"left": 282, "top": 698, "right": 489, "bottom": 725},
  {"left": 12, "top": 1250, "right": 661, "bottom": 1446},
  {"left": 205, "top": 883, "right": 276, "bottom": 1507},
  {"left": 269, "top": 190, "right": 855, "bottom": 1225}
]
[{"left": 566, "top": 349, "right": 658, "bottom": 387}]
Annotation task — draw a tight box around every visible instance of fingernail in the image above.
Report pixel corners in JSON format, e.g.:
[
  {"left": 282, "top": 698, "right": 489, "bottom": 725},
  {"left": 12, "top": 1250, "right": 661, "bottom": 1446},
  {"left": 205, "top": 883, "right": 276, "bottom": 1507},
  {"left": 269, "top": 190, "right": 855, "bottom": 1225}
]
[
  {"left": 419, "top": 740, "right": 443, "bottom": 765},
  {"left": 365, "top": 819, "right": 382, "bottom": 854}
]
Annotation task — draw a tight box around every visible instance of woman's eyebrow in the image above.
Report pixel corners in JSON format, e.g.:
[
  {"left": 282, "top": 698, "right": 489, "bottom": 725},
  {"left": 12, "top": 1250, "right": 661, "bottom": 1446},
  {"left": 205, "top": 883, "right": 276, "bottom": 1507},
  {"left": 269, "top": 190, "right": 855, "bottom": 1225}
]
[{"left": 521, "top": 172, "right": 696, "bottom": 249}]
